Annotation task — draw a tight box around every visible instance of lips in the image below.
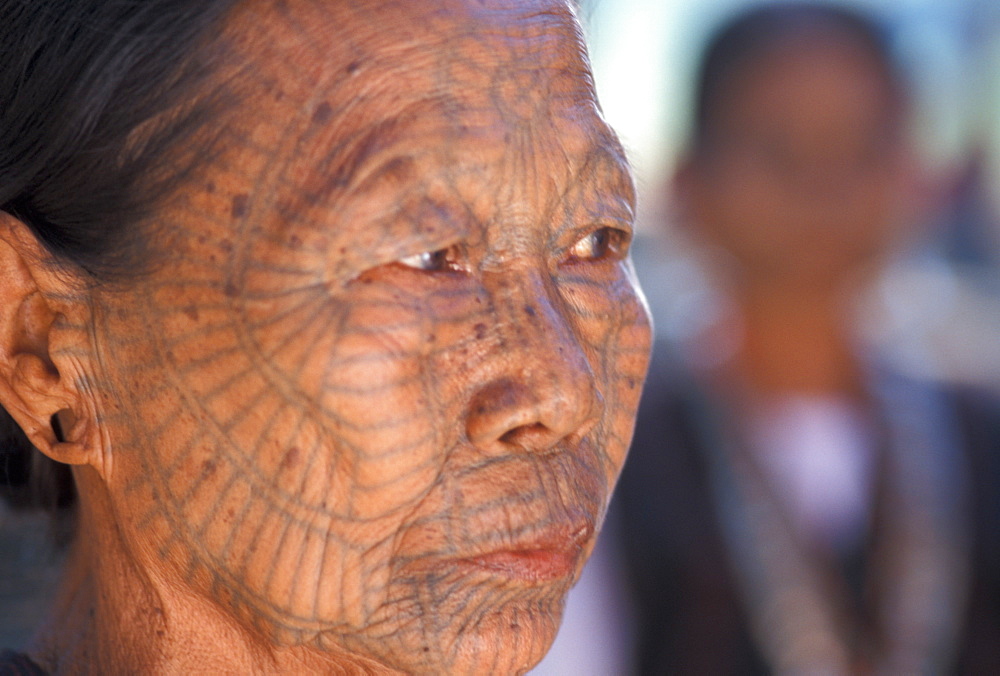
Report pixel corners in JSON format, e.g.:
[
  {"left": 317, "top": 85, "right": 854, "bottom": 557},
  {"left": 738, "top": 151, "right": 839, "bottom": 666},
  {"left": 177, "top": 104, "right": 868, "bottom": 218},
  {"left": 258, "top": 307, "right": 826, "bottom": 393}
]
[
  {"left": 456, "top": 521, "right": 593, "bottom": 583},
  {"left": 462, "top": 548, "right": 578, "bottom": 582},
  {"left": 395, "top": 448, "right": 606, "bottom": 585}
]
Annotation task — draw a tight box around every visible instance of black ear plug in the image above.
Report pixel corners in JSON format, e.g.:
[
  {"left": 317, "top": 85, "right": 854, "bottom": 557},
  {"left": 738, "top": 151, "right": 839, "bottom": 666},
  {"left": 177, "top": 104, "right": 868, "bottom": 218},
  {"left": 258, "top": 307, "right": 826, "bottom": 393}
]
[{"left": 51, "top": 412, "right": 66, "bottom": 443}]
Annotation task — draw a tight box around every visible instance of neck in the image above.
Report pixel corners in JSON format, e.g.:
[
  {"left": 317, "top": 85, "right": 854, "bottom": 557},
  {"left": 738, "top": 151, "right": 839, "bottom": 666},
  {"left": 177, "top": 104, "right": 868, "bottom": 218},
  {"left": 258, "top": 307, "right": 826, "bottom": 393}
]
[
  {"left": 28, "top": 466, "right": 393, "bottom": 675},
  {"left": 721, "top": 278, "right": 865, "bottom": 397}
]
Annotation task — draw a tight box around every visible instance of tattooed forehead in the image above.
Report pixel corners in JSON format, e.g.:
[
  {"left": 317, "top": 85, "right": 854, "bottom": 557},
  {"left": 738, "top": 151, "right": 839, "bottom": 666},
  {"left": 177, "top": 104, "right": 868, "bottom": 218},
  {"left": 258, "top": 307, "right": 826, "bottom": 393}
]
[
  {"left": 223, "top": 0, "right": 595, "bottom": 101},
  {"left": 199, "top": 0, "right": 634, "bottom": 278},
  {"left": 220, "top": 0, "right": 622, "bottom": 178},
  {"left": 295, "top": 106, "right": 636, "bottom": 243}
]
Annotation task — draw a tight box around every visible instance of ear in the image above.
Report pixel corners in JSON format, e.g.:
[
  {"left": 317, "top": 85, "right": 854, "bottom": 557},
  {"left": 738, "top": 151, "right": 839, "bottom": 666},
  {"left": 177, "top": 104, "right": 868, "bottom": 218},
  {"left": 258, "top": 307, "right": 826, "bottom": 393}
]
[{"left": 0, "top": 212, "right": 98, "bottom": 468}]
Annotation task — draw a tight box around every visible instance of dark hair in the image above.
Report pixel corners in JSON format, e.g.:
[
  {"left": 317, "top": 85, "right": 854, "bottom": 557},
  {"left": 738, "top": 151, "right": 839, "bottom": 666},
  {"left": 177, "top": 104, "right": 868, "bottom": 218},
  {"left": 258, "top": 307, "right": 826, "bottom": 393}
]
[
  {"left": 0, "top": 0, "right": 240, "bottom": 512},
  {"left": 690, "top": 1, "right": 902, "bottom": 153}
]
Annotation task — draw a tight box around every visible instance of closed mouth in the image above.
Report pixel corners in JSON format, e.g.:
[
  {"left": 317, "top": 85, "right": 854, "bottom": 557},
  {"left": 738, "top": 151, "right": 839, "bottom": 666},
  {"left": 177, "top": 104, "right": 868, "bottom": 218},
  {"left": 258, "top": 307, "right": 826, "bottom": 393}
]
[
  {"left": 456, "top": 521, "right": 592, "bottom": 583},
  {"left": 460, "top": 548, "right": 577, "bottom": 582}
]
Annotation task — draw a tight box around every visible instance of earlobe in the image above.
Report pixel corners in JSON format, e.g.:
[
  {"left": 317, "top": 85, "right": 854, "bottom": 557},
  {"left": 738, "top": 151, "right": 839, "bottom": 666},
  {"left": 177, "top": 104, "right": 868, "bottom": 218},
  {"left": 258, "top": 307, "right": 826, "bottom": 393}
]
[{"left": 0, "top": 212, "right": 96, "bottom": 467}]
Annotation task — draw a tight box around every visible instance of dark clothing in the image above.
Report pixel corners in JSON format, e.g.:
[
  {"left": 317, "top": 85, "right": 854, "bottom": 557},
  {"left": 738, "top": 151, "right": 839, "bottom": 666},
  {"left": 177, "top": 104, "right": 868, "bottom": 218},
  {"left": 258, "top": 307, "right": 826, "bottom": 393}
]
[
  {"left": 613, "top": 345, "right": 1000, "bottom": 675},
  {"left": 613, "top": 354, "right": 767, "bottom": 675},
  {"left": 0, "top": 651, "right": 45, "bottom": 676},
  {"left": 951, "top": 392, "right": 1000, "bottom": 673}
]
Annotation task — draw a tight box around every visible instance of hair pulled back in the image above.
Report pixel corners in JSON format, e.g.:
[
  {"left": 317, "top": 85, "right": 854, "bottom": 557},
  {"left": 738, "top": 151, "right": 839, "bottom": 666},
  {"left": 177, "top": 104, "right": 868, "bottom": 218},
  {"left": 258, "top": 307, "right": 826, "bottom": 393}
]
[{"left": 0, "top": 0, "right": 240, "bottom": 510}]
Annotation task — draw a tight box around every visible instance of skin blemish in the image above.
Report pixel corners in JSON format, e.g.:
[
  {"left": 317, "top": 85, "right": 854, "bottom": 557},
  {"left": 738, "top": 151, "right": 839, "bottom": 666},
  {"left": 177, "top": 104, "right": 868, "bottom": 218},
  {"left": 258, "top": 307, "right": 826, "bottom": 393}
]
[
  {"left": 184, "top": 306, "right": 200, "bottom": 322},
  {"left": 346, "top": 60, "right": 362, "bottom": 75},
  {"left": 231, "top": 194, "right": 249, "bottom": 219},
  {"left": 474, "top": 323, "right": 487, "bottom": 340},
  {"left": 280, "top": 447, "right": 300, "bottom": 470},
  {"left": 523, "top": 304, "right": 537, "bottom": 318},
  {"left": 312, "top": 101, "right": 333, "bottom": 125}
]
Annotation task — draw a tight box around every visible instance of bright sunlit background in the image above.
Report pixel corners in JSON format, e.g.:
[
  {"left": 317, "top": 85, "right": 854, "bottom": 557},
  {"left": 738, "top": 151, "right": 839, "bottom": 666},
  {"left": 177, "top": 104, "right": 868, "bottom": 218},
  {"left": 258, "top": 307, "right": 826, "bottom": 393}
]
[
  {"left": 581, "top": 0, "right": 1000, "bottom": 206},
  {"left": 573, "top": 0, "right": 1000, "bottom": 391}
]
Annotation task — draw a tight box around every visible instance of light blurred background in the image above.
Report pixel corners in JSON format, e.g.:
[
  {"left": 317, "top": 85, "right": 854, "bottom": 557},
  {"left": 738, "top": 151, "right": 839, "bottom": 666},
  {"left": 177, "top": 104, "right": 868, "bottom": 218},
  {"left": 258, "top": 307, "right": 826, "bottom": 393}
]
[
  {"left": 577, "top": 0, "right": 1000, "bottom": 390},
  {"left": 584, "top": 0, "right": 1000, "bottom": 202}
]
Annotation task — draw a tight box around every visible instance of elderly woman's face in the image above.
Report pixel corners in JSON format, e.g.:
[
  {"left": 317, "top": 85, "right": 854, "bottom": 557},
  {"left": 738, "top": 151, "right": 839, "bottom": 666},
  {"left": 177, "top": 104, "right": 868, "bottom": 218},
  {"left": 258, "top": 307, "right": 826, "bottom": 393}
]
[{"left": 88, "top": 0, "right": 649, "bottom": 672}]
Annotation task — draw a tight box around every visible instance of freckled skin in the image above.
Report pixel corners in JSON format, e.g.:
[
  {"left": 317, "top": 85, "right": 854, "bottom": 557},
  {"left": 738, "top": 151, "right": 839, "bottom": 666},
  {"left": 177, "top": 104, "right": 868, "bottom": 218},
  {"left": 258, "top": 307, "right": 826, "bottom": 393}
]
[{"left": 13, "top": 0, "right": 650, "bottom": 673}]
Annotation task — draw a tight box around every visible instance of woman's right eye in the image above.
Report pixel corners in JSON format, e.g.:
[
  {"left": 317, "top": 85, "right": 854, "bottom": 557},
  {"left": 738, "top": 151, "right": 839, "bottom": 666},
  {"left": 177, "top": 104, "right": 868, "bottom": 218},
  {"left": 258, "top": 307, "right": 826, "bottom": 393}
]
[{"left": 397, "top": 245, "right": 461, "bottom": 272}]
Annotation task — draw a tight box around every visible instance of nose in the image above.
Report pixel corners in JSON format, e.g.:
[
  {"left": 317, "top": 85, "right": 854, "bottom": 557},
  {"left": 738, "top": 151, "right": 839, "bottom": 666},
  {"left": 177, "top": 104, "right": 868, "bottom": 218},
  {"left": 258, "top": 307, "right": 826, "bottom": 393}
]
[{"left": 465, "top": 269, "right": 601, "bottom": 455}]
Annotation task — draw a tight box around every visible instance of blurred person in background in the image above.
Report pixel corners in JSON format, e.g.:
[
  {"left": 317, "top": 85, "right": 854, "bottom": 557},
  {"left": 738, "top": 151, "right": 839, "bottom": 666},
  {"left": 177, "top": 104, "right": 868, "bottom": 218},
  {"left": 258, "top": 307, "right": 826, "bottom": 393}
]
[{"left": 611, "top": 2, "right": 1000, "bottom": 674}]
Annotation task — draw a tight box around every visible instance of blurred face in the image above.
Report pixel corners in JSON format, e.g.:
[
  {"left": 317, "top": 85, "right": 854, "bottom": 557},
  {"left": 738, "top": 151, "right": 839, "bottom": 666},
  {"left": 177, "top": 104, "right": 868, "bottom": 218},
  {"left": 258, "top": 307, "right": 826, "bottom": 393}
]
[
  {"left": 84, "top": 0, "right": 650, "bottom": 673},
  {"left": 684, "top": 32, "right": 913, "bottom": 287}
]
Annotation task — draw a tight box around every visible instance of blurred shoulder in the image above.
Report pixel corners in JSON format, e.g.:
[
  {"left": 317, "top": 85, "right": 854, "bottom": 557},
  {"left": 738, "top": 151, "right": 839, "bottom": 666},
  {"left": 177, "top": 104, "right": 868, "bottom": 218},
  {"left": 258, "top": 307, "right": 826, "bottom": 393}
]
[{"left": 0, "top": 650, "right": 46, "bottom": 676}]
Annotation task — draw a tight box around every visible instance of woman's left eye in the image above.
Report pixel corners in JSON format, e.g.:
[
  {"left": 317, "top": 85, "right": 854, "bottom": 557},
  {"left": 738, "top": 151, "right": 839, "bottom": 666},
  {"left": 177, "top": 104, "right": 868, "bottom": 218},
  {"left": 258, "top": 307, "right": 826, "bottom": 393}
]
[
  {"left": 397, "top": 245, "right": 460, "bottom": 272},
  {"left": 567, "top": 227, "right": 628, "bottom": 262}
]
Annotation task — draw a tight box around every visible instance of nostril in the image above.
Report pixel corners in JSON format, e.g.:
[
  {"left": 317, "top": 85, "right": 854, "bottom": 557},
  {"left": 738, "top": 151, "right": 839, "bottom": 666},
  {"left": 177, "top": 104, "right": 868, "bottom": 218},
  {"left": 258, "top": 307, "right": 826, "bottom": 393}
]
[
  {"left": 499, "top": 422, "right": 551, "bottom": 447},
  {"left": 465, "top": 358, "right": 601, "bottom": 454}
]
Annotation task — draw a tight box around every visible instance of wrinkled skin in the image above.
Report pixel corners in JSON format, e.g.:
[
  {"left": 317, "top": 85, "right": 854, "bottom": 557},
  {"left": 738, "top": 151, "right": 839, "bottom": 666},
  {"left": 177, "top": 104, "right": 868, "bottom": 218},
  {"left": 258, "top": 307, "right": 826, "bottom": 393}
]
[{"left": 0, "top": 0, "right": 650, "bottom": 673}]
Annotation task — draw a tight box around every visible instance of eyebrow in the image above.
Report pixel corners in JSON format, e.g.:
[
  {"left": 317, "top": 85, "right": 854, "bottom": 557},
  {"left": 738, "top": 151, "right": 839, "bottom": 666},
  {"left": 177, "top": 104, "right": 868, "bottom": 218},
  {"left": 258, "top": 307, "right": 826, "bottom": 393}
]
[
  {"left": 301, "top": 95, "right": 461, "bottom": 204},
  {"left": 315, "top": 118, "right": 417, "bottom": 199}
]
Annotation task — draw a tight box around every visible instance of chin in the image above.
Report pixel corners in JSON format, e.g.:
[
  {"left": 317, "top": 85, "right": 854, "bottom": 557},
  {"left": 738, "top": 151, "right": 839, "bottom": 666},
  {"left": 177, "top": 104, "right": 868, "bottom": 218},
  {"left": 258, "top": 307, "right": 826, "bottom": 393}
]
[
  {"left": 327, "top": 572, "right": 570, "bottom": 675},
  {"left": 443, "top": 598, "right": 566, "bottom": 675}
]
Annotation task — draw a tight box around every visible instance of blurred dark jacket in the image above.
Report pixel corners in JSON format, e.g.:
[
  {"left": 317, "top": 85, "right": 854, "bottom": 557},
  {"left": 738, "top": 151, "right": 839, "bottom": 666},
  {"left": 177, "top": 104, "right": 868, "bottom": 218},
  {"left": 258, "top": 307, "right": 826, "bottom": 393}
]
[{"left": 613, "top": 341, "right": 1000, "bottom": 675}]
